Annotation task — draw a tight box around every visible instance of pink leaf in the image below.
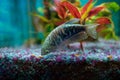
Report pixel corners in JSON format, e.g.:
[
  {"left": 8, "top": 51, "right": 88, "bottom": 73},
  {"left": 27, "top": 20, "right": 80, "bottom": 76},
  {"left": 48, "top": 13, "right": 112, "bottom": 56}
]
[{"left": 54, "top": 0, "right": 60, "bottom": 6}]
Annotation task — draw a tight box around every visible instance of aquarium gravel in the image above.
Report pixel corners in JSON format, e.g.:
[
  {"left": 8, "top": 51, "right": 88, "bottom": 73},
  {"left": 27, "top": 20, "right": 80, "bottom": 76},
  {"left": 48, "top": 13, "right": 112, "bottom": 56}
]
[{"left": 0, "top": 39, "right": 120, "bottom": 80}]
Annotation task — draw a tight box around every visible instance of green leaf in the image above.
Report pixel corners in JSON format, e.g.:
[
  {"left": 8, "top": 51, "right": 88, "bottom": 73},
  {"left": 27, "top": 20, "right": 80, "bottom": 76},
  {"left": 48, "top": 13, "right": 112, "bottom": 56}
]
[
  {"left": 81, "top": 0, "right": 94, "bottom": 21},
  {"left": 104, "top": 33, "right": 111, "bottom": 40},
  {"left": 37, "top": 7, "right": 44, "bottom": 15},
  {"left": 32, "top": 13, "right": 49, "bottom": 22},
  {"left": 38, "top": 15, "right": 50, "bottom": 23},
  {"left": 97, "top": 9, "right": 111, "bottom": 17},
  {"left": 112, "top": 32, "right": 119, "bottom": 40},
  {"left": 105, "top": 2, "right": 120, "bottom": 12},
  {"left": 101, "top": 27, "right": 119, "bottom": 40},
  {"left": 45, "top": 23, "right": 54, "bottom": 37}
]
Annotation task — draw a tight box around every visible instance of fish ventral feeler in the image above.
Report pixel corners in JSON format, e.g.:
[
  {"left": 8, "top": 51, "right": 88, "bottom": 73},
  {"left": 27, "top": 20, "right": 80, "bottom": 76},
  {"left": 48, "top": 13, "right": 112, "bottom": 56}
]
[{"left": 41, "top": 18, "right": 98, "bottom": 55}]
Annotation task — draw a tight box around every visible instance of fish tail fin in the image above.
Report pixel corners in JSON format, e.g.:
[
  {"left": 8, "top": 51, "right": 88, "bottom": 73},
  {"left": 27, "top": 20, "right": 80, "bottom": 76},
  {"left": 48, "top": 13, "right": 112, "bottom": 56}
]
[{"left": 86, "top": 24, "right": 99, "bottom": 39}]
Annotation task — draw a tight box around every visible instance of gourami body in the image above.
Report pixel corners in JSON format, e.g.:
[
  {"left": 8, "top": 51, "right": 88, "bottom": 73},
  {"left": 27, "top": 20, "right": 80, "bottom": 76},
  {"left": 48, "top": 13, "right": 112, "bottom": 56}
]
[{"left": 41, "top": 19, "right": 98, "bottom": 55}]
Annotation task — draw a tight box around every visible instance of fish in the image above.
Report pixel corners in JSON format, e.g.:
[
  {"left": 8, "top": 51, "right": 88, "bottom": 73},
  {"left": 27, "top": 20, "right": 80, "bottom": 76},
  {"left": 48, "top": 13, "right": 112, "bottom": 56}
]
[{"left": 41, "top": 18, "right": 98, "bottom": 55}]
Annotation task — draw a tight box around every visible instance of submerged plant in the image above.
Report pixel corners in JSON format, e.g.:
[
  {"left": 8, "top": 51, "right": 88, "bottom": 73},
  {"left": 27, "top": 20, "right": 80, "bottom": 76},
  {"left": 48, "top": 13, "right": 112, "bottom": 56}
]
[
  {"left": 96, "top": 2, "right": 120, "bottom": 40},
  {"left": 41, "top": 18, "right": 99, "bottom": 55},
  {"left": 34, "top": 0, "right": 119, "bottom": 55},
  {"left": 55, "top": 0, "right": 106, "bottom": 24},
  {"left": 41, "top": 0, "right": 112, "bottom": 55},
  {"left": 53, "top": 0, "right": 112, "bottom": 50},
  {"left": 55, "top": 0, "right": 119, "bottom": 40},
  {"left": 32, "top": 0, "right": 81, "bottom": 44}
]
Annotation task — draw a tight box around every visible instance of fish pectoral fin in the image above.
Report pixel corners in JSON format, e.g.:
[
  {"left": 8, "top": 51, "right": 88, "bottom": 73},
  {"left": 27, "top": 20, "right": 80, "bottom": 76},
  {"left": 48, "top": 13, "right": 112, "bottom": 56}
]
[{"left": 67, "top": 32, "right": 88, "bottom": 43}]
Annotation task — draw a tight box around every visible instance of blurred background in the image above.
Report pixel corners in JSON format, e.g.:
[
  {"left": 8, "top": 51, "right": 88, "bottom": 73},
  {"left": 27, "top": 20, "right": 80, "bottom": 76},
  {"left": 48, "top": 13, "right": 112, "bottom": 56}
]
[{"left": 0, "top": 0, "right": 120, "bottom": 47}]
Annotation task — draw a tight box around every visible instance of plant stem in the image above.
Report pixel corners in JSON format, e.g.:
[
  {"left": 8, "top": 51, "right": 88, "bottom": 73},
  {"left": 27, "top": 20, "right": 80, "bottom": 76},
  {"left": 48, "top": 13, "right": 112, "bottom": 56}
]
[
  {"left": 109, "top": 17, "right": 118, "bottom": 40},
  {"left": 79, "top": 19, "right": 86, "bottom": 51},
  {"left": 80, "top": 42, "right": 84, "bottom": 51}
]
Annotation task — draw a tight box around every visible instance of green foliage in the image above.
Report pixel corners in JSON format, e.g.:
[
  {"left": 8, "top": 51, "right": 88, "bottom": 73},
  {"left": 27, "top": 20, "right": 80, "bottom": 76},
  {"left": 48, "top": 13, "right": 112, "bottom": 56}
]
[
  {"left": 32, "top": 13, "right": 49, "bottom": 22},
  {"left": 32, "top": 1, "right": 119, "bottom": 44},
  {"left": 87, "top": 2, "right": 120, "bottom": 40},
  {"left": 37, "top": 7, "right": 44, "bottom": 15},
  {"left": 44, "top": 23, "right": 54, "bottom": 36},
  {"left": 98, "top": 2, "right": 120, "bottom": 40},
  {"left": 105, "top": 2, "right": 120, "bottom": 12},
  {"left": 101, "top": 27, "right": 119, "bottom": 40},
  {"left": 97, "top": 9, "right": 111, "bottom": 17}
]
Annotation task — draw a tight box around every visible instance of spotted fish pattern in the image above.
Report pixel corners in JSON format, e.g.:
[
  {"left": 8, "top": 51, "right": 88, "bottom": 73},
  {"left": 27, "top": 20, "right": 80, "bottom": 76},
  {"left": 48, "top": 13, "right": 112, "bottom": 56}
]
[{"left": 41, "top": 19, "right": 98, "bottom": 55}]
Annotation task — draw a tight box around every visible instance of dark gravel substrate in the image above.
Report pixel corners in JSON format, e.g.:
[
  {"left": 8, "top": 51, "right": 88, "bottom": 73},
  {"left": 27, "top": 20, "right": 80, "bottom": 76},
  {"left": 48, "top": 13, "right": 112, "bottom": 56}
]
[{"left": 0, "top": 39, "right": 120, "bottom": 80}]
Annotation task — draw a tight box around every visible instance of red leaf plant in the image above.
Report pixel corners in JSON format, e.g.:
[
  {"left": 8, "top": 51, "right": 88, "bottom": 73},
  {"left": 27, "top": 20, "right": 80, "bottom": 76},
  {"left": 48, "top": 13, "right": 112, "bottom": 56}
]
[
  {"left": 54, "top": 0, "right": 112, "bottom": 50},
  {"left": 95, "top": 17, "right": 111, "bottom": 25},
  {"left": 95, "top": 17, "right": 111, "bottom": 32},
  {"left": 55, "top": 0, "right": 111, "bottom": 25},
  {"left": 54, "top": 0, "right": 67, "bottom": 19}
]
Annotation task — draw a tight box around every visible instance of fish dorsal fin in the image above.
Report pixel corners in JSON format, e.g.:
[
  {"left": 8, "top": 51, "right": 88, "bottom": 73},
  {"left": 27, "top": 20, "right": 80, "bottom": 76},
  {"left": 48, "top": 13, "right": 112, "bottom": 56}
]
[{"left": 64, "top": 18, "right": 80, "bottom": 24}]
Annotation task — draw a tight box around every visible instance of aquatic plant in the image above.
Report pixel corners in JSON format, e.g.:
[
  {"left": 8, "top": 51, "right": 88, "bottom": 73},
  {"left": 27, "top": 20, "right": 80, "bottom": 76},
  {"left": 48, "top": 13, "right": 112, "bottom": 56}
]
[
  {"left": 53, "top": 0, "right": 111, "bottom": 50},
  {"left": 33, "top": 0, "right": 119, "bottom": 43},
  {"left": 41, "top": 0, "right": 109, "bottom": 54},
  {"left": 53, "top": 0, "right": 119, "bottom": 40},
  {"left": 39, "top": 0, "right": 120, "bottom": 54},
  {"left": 32, "top": 0, "right": 81, "bottom": 43},
  {"left": 96, "top": 2, "right": 120, "bottom": 40},
  {"left": 56, "top": 0, "right": 104, "bottom": 24}
]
